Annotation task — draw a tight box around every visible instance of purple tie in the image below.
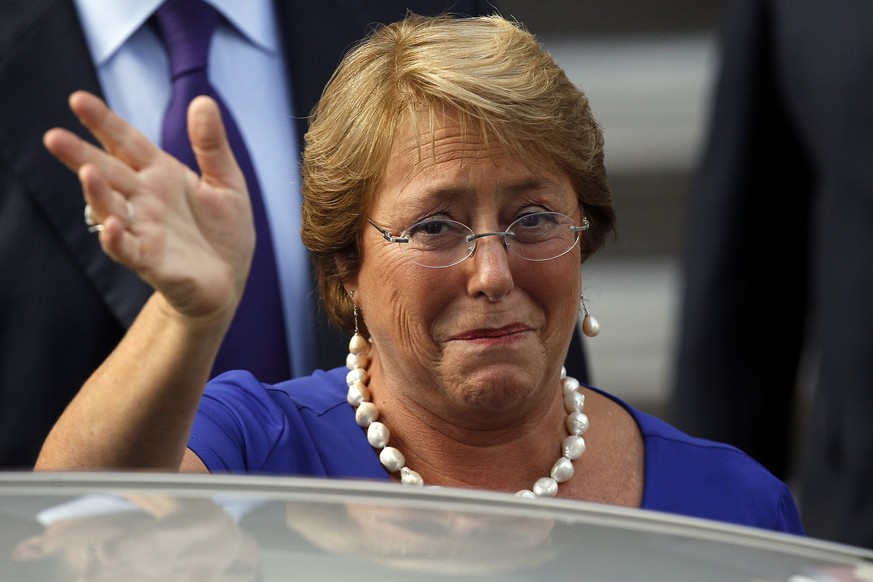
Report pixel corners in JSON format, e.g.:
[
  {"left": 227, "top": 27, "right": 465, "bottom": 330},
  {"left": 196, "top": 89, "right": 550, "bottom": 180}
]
[{"left": 152, "top": 0, "right": 289, "bottom": 382}]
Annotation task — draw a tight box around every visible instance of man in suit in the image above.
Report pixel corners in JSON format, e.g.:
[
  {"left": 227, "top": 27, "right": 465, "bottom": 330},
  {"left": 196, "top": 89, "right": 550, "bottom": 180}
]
[
  {"left": 0, "top": 0, "right": 513, "bottom": 468},
  {"left": 670, "top": 0, "right": 873, "bottom": 547}
]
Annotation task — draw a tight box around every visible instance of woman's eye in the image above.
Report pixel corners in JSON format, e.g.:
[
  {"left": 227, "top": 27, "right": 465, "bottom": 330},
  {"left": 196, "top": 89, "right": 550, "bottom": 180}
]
[
  {"left": 517, "top": 213, "right": 544, "bottom": 227},
  {"left": 408, "top": 219, "right": 451, "bottom": 237},
  {"left": 516, "top": 212, "right": 560, "bottom": 228}
]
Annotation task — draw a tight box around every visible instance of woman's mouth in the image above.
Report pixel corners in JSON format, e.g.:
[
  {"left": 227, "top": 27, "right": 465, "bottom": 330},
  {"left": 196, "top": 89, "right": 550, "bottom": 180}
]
[{"left": 452, "top": 324, "right": 530, "bottom": 342}]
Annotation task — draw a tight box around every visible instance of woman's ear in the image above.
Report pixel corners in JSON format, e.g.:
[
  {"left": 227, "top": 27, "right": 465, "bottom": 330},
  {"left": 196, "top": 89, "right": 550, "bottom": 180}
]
[
  {"left": 337, "top": 251, "right": 359, "bottom": 296},
  {"left": 340, "top": 262, "right": 359, "bottom": 299},
  {"left": 342, "top": 282, "right": 358, "bottom": 301}
]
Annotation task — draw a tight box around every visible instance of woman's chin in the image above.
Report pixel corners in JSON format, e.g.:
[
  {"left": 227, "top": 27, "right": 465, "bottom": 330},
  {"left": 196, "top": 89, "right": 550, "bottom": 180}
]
[
  {"left": 442, "top": 363, "right": 547, "bottom": 414},
  {"left": 430, "top": 338, "right": 559, "bottom": 413}
]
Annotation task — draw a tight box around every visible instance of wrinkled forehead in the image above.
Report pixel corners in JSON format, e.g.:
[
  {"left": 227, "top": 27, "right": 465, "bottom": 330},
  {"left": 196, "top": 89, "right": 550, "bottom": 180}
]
[
  {"left": 371, "top": 107, "right": 558, "bottom": 205},
  {"left": 392, "top": 109, "right": 505, "bottom": 170}
]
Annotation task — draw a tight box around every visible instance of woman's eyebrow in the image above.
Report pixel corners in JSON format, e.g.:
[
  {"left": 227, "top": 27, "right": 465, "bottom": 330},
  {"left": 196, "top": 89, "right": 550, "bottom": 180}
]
[
  {"left": 498, "top": 179, "right": 569, "bottom": 199},
  {"left": 389, "top": 185, "right": 471, "bottom": 208},
  {"left": 384, "top": 177, "right": 568, "bottom": 215}
]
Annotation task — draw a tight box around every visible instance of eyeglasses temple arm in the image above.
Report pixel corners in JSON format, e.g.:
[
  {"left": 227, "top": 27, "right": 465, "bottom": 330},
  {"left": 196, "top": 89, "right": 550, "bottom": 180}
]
[
  {"left": 570, "top": 217, "right": 591, "bottom": 233},
  {"left": 367, "top": 219, "right": 409, "bottom": 244}
]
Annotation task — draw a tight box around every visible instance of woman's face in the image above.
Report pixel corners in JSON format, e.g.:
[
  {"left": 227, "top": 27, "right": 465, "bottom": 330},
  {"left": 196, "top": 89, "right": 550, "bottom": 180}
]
[{"left": 347, "top": 111, "right": 583, "bottom": 424}]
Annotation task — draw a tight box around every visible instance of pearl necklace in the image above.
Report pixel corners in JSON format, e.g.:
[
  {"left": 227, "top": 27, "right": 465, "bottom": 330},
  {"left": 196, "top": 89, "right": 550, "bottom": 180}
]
[{"left": 344, "top": 333, "right": 589, "bottom": 497}]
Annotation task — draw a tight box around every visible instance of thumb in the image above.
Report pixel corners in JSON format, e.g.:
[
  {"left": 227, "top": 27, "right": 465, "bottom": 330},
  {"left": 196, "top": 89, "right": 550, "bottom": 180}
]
[{"left": 187, "top": 96, "right": 246, "bottom": 191}]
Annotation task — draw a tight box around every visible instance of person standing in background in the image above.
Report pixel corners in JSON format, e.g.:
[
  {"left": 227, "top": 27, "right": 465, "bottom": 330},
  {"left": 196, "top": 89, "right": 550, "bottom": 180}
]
[
  {"left": 670, "top": 0, "right": 873, "bottom": 548},
  {"left": 0, "top": 0, "right": 503, "bottom": 468}
]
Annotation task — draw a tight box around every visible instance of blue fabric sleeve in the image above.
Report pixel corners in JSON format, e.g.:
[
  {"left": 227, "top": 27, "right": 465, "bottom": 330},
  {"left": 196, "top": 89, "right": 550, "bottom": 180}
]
[
  {"left": 627, "top": 408, "right": 804, "bottom": 535},
  {"left": 188, "top": 368, "right": 387, "bottom": 480},
  {"left": 586, "top": 385, "right": 804, "bottom": 535}
]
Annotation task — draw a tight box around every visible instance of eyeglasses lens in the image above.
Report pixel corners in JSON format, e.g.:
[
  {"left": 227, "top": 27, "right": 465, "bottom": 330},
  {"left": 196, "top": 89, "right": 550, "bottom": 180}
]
[{"left": 399, "top": 212, "right": 580, "bottom": 268}]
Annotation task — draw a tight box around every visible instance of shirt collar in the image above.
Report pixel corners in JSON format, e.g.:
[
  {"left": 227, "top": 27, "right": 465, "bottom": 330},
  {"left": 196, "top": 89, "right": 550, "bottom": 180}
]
[
  {"left": 73, "top": 0, "right": 278, "bottom": 66},
  {"left": 211, "top": 0, "right": 278, "bottom": 54}
]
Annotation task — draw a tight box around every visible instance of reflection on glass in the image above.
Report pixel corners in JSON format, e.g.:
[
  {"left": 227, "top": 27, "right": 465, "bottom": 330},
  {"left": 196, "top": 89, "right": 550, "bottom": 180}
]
[
  {"left": 11, "top": 494, "right": 260, "bottom": 581},
  {"left": 285, "top": 499, "right": 561, "bottom": 576}
]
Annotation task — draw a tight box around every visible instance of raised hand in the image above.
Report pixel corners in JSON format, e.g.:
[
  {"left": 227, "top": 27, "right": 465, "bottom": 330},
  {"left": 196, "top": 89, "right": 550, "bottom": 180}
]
[{"left": 44, "top": 91, "right": 254, "bottom": 321}]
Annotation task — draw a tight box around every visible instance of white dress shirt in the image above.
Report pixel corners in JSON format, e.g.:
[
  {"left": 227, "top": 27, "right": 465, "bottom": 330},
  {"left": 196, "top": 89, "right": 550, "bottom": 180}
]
[{"left": 72, "top": 0, "right": 316, "bottom": 376}]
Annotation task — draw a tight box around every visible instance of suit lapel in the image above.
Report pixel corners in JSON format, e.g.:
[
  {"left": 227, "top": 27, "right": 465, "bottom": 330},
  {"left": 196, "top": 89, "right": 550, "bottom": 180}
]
[
  {"left": 273, "top": 0, "right": 370, "bottom": 152},
  {"left": 0, "top": 0, "right": 151, "bottom": 328},
  {"left": 274, "top": 0, "right": 370, "bottom": 370}
]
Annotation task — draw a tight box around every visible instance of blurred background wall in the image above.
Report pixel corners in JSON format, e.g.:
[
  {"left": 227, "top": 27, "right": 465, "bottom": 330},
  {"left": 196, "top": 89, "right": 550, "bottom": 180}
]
[{"left": 495, "top": 0, "right": 723, "bottom": 415}]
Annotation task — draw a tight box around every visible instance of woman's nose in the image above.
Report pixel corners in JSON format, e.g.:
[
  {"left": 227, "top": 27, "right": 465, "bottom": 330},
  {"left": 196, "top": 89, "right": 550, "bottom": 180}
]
[{"left": 465, "top": 235, "right": 514, "bottom": 301}]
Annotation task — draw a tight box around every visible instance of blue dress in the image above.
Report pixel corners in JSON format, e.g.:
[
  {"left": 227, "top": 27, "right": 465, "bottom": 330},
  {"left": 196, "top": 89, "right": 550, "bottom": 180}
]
[{"left": 188, "top": 367, "right": 804, "bottom": 535}]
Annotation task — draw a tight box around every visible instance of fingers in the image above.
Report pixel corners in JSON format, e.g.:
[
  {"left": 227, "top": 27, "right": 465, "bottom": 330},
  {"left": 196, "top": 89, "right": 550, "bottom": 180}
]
[
  {"left": 42, "top": 90, "right": 180, "bottom": 266},
  {"left": 78, "top": 164, "right": 140, "bottom": 265},
  {"left": 79, "top": 163, "right": 129, "bottom": 229},
  {"left": 43, "top": 91, "right": 163, "bottom": 200},
  {"left": 68, "top": 91, "right": 159, "bottom": 171},
  {"left": 45, "top": 127, "right": 140, "bottom": 252},
  {"left": 44, "top": 127, "right": 140, "bottom": 195},
  {"left": 187, "top": 96, "right": 246, "bottom": 192}
]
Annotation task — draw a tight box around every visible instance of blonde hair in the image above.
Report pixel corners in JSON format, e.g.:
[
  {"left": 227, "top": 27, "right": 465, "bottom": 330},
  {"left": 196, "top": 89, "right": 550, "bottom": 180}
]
[{"left": 301, "top": 14, "right": 616, "bottom": 335}]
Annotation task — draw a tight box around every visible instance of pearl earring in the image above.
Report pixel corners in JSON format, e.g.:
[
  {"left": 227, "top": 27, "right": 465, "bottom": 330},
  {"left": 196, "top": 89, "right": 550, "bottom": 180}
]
[
  {"left": 351, "top": 293, "right": 360, "bottom": 334},
  {"left": 580, "top": 294, "right": 600, "bottom": 337},
  {"left": 347, "top": 292, "right": 369, "bottom": 365}
]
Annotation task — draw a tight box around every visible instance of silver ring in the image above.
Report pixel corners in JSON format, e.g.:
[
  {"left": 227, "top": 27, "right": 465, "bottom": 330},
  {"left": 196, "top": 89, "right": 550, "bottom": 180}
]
[
  {"left": 84, "top": 201, "right": 134, "bottom": 233},
  {"left": 124, "top": 200, "right": 135, "bottom": 227}
]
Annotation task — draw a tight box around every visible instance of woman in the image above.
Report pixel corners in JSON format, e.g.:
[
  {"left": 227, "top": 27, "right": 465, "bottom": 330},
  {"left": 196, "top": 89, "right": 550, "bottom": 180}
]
[{"left": 37, "top": 15, "right": 803, "bottom": 534}]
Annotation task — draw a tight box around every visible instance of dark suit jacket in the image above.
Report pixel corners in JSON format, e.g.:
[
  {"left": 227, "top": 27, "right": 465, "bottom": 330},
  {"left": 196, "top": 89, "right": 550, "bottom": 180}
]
[
  {"left": 0, "top": 0, "right": 512, "bottom": 467},
  {"left": 670, "top": 0, "right": 873, "bottom": 547}
]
